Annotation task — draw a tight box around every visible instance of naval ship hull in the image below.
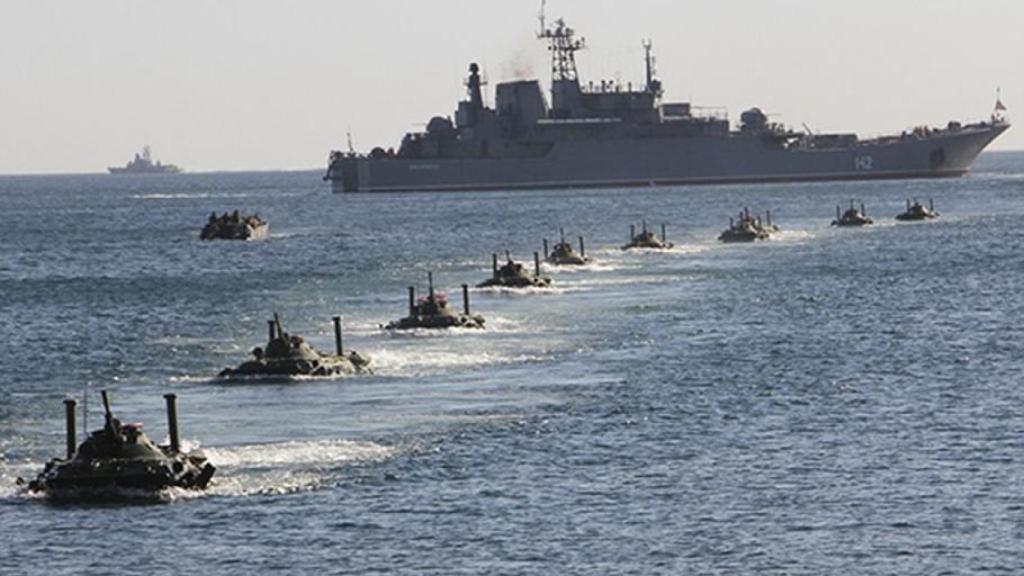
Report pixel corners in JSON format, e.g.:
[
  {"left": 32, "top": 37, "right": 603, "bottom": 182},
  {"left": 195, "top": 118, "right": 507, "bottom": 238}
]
[{"left": 329, "top": 123, "right": 1006, "bottom": 193}]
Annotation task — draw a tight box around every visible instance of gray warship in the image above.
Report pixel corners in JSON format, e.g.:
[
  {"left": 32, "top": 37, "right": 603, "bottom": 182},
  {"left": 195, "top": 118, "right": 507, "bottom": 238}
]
[
  {"left": 219, "top": 314, "right": 370, "bottom": 378},
  {"left": 109, "top": 145, "right": 182, "bottom": 175},
  {"left": 26, "top": 391, "right": 215, "bottom": 497},
  {"left": 325, "top": 13, "right": 1008, "bottom": 193},
  {"left": 385, "top": 273, "right": 485, "bottom": 330}
]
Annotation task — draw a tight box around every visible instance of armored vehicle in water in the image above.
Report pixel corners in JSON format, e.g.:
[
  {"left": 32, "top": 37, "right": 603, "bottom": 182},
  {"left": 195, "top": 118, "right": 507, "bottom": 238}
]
[
  {"left": 478, "top": 252, "right": 552, "bottom": 288},
  {"left": 544, "top": 229, "right": 590, "bottom": 266},
  {"left": 219, "top": 314, "right": 370, "bottom": 378},
  {"left": 623, "top": 222, "right": 673, "bottom": 250},
  {"left": 386, "top": 273, "right": 485, "bottom": 330},
  {"left": 325, "top": 12, "right": 1008, "bottom": 193},
  {"left": 26, "top": 391, "right": 215, "bottom": 496},
  {"left": 719, "top": 208, "right": 776, "bottom": 243},
  {"left": 201, "top": 211, "right": 268, "bottom": 241},
  {"left": 109, "top": 145, "right": 182, "bottom": 174},
  {"left": 832, "top": 202, "right": 874, "bottom": 227},
  {"left": 896, "top": 199, "right": 941, "bottom": 221}
]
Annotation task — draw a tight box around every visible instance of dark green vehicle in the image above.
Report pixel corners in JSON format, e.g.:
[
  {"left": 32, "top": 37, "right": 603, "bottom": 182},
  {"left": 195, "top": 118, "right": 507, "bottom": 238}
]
[
  {"left": 477, "top": 252, "right": 552, "bottom": 288},
  {"left": 386, "top": 273, "right": 485, "bottom": 330},
  {"left": 623, "top": 222, "right": 673, "bottom": 250},
  {"left": 27, "top": 391, "right": 215, "bottom": 496},
  {"left": 832, "top": 201, "right": 874, "bottom": 227},
  {"left": 544, "top": 229, "right": 591, "bottom": 266},
  {"left": 219, "top": 314, "right": 370, "bottom": 378},
  {"left": 896, "top": 199, "right": 941, "bottom": 221}
]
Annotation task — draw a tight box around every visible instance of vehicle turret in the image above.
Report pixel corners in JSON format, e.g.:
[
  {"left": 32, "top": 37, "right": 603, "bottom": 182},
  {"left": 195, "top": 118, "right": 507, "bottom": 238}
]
[
  {"left": 385, "top": 273, "right": 485, "bottom": 330},
  {"left": 219, "top": 314, "right": 370, "bottom": 378}
]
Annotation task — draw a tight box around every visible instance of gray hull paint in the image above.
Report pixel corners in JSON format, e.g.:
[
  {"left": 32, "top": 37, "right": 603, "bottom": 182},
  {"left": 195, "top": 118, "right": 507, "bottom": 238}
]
[{"left": 330, "top": 124, "right": 1007, "bottom": 193}]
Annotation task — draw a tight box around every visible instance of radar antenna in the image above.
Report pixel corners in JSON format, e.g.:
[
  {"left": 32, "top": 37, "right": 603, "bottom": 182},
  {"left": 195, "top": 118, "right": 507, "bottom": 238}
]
[
  {"left": 346, "top": 128, "right": 355, "bottom": 154},
  {"left": 538, "top": 9, "right": 585, "bottom": 82}
]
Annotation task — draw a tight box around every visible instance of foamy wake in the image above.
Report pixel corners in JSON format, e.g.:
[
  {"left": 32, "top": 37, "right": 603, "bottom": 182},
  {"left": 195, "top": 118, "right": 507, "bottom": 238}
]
[
  {"left": 768, "top": 229, "right": 816, "bottom": 242},
  {"left": 197, "top": 438, "right": 395, "bottom": 498},
  {"left": 474, "top": 284, "right": 569, "bottom": 296},
  {"left": 366, "top": 347, "right": 544, "bottom": 377},
  {"left": 205, "top": 438, "right": 392, "bottom": 468},
  {"left": 540, "top": 260, "right": 629, "bottom": 274}
]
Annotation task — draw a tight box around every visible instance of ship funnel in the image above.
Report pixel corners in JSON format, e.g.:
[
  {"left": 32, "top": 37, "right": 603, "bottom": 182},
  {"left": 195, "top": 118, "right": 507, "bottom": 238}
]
[
  {"left": 579, "top": 236, "right": 586, "bottom": 258},
  {"left": 408, "top": 286, "right": 416, "bottom": 316},
  {"left": 462, "top": 284, "right": 471, "bottom": 315}
]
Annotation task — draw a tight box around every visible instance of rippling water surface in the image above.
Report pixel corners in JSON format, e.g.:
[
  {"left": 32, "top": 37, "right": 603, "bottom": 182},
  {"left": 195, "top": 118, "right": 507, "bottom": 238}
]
[{"left": 2, "top": 153, "right": 1024, "bottom": 574}]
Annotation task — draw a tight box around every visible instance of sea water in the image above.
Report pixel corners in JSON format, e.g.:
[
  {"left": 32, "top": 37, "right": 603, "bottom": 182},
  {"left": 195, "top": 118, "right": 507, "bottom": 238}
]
[{"left": 1, "top": 152, "right": 1023, "bottom": 574}]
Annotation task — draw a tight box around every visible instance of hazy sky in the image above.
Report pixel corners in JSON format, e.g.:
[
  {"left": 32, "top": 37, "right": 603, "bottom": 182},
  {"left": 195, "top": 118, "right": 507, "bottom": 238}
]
[{"left": 2, "top": 0, "right": 1020, "bottom": 174}]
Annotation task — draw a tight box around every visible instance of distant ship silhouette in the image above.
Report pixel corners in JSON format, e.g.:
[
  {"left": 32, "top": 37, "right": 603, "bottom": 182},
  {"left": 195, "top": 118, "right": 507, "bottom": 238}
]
[{"left": 108, "top": 146, "right": 182, "bottom": 174}]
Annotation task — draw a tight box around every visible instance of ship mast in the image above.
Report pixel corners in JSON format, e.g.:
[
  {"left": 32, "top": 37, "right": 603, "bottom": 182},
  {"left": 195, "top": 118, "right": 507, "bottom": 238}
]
[
  {"left": 538, "top": 1, "right": 586, "bottom": 117},
  {"left": 642, "top": 39, "right": 664, "bottom": 97},
  {"left": 538, "top": 6, "right": 585, "bottom": 83}
]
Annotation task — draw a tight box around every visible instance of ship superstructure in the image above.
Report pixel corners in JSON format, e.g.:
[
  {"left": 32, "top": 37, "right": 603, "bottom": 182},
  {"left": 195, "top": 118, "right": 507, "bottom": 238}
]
[{"left": 325, "top": 13, "right": 1008, "bottom": 193}]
